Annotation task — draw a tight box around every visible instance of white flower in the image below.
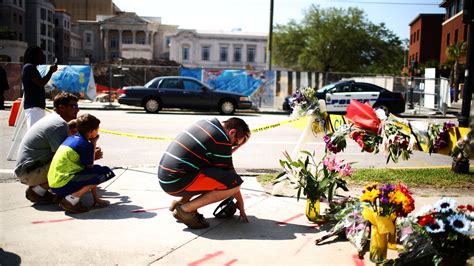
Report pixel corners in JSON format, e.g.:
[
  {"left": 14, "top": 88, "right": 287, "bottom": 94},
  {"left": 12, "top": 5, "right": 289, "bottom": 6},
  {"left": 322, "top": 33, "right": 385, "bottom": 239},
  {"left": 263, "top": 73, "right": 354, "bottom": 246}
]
[
  {"left": 425, "top": 219, "right": 445, "bottom": 233},
  {"left": 415, "top": 205, "right": 433, "bottom": 217},
  {"left": 434, "top": 197, "right": 457, "bottom": 213},
  {"left": 448, "top": 214, "right": 471, "bottom": 235}
]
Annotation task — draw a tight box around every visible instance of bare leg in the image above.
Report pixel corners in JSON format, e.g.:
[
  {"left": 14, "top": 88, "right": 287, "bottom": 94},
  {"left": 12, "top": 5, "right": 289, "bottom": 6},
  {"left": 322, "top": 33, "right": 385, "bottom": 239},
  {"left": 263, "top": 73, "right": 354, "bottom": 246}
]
[
  {"left": 178, "top": 196, "right": 192, "bottom": 204},
  {"left": 91, "top": 186, "right": 110, "bottom": 207},
  {"left": 181, "top": 186, "right": 240, "bottom": 213}
]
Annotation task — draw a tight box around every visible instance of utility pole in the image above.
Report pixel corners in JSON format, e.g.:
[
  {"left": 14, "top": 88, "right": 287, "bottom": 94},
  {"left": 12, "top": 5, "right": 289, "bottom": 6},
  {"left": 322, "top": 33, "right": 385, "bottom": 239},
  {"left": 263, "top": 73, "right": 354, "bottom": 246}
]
[
  {"left": 458, "top": 1, "right": 474, "bottom": 127},
  {"left": 267, "top": 0, "right": 274, "bottom": 70}
]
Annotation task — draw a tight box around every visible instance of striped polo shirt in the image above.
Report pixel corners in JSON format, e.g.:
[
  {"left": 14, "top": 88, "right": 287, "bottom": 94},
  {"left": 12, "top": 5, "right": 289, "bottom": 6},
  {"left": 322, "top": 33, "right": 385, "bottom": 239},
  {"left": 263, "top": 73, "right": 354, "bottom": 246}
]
[{"left": 158, "top": 118, "right": 236, "bottom": 192}]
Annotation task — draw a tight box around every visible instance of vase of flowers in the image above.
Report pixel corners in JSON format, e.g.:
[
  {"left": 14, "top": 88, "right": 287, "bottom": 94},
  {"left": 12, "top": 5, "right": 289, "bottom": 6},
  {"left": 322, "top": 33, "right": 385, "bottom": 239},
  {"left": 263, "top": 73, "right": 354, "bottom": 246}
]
[
  {"left": 360, "top": 182, "right": 415, "bottom": 263},
  {"left": 413, "top": 198, "right": 473, "bottom": 265},
  {"left": 276, "top": 151, "right": 353, "bottom": 222}
]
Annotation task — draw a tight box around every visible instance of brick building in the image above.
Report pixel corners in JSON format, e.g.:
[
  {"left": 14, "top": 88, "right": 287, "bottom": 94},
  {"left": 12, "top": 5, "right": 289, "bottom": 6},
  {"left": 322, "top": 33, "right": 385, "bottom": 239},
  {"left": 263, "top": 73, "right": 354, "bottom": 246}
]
[
  {"left": 408, "top": 14, "right": 444, "bottom": 66},
  {"left": 439, "top": 0, "right": 469, "bottom": 64}
]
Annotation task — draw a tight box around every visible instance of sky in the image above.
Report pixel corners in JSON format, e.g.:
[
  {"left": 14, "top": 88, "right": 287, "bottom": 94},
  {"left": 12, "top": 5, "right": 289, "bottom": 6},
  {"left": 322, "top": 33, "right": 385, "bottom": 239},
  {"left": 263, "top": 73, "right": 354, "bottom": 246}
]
[{"left": 113, "top": 0, "right": 444, "bottom": 40}]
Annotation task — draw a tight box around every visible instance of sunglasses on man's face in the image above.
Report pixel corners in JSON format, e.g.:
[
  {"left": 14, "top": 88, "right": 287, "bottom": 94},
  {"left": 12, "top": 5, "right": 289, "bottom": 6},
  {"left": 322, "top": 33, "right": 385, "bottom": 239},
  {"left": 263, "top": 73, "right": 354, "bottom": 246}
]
[{"left": 67, "top": 103, "right": 79, "bottom": 109}]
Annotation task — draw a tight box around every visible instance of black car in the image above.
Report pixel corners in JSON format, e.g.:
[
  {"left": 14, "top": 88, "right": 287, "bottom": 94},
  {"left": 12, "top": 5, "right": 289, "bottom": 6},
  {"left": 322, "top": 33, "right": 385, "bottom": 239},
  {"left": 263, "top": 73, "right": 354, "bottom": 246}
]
[
  {"left": 118, "top": 76, "right": 252, "bottom": 114},
  {"left": 283, "top": 80, "right": 405, "bottom": 115}
]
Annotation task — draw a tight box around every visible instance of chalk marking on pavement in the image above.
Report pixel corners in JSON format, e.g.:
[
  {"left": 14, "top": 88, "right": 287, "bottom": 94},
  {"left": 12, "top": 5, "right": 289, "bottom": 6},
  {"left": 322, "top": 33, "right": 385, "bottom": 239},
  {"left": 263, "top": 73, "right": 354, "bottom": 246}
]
[
  {"left": 352, "top": 254, "right": 365, "bottom": 266},
  {"left": 187, "top": 251, "right": 224, "bottom": 266},
  {"left": 276, "top": 213, "right": 305, "bottom": 225},
  {"left": 32, "top": 218, "right": 75, "bottom": 224},
  {"left": 130, "top": 207, "right": 168, "bottom": 213},
  {"left": 294, "top": 237, "right": 313, "bottom": 255},
  {"left": 224, "top": 259, "right": 238, "bottom": 266}
]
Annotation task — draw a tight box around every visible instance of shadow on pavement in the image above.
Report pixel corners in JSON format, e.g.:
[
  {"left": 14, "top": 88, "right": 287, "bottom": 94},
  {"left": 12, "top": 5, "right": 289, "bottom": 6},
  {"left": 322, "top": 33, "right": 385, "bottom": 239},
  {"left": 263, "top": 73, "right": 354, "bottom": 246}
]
[
  {"left": 185, "top": 215, "right": 331, "bottom": 241},
  {"left": 0, "top": 248, "right": 21, "bottom": 266}
]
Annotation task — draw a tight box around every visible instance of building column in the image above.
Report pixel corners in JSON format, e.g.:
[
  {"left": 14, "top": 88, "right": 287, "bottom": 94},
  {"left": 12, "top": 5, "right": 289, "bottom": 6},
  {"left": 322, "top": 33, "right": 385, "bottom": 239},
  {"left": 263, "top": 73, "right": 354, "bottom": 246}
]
[
  {"left": 145, "top": 30, "right": 149, "bottom": 45},
  {"left": 104, "top": 29, "right": 109, "bottom": 60},
  {"left": 118, "top": 30, "right": 122, "bottom": 58},
  {"left": 132, "top": 31, "right": 136, "bottom": 44},
  {"left": 150, "top": 31, "right": 155, "bottom": 59}
]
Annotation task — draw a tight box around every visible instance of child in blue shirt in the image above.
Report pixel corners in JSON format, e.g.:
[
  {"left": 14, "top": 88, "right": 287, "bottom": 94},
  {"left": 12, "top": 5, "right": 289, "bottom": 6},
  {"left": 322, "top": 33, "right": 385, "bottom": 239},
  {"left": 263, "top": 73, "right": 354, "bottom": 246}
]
[{"left": 48, "top": 113, "right": 115, "bottom": 213}]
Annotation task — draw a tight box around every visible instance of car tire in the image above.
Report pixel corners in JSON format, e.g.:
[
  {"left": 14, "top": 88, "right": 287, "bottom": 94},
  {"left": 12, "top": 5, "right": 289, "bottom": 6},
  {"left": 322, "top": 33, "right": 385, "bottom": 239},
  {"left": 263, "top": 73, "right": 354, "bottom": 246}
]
[
  {"left": 219, "top": 100, "right": 235, "bottom": 115},
  {"left": 144, "top": 98, "right": 160, "bottom": 113},
  {"left": 375, "top": 104, "right": 390, "bottom": 116}
]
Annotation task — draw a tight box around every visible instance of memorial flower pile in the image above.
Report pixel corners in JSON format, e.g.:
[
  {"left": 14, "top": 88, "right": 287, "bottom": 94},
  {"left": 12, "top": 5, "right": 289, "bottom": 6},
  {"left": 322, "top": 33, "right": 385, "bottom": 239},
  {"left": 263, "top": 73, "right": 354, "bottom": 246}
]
[
  {"left": 427, "top": 122, "right": 455, "bottom": 154},
  {"left": 350, "top": 128, "right": 383, "bottom": 153},
  {"left": 289, "top": 86, "right": 320, "bottom": 117},
  {"left": 410, "top": 198, "right": 474, "bottom": 265}
]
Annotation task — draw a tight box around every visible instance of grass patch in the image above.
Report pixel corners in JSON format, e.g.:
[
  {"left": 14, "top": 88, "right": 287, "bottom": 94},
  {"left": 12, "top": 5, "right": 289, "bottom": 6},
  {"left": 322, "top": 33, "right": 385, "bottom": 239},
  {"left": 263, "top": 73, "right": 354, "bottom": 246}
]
[
  {"left": 257, "top": 168, "right": 474, "bottom": 188},
  {"left": 348, "top": 168, "right": 473, "bottom": 188}
]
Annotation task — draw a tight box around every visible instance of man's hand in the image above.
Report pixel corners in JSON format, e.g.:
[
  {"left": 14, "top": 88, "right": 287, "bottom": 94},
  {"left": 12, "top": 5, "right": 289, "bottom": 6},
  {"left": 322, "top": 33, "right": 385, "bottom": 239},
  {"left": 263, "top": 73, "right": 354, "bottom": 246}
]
[
  {"left": 49, "top": 64, "right": 58, "bottom": 74},
  {"left": 234, "top": 190, "right": 248, "bottom": 223},
  {"left": 90, "top": 134, "right": 100, "bottom": 145},
  {"left": 238, "top": 208, "right": 248, "bottom": 223},
  {"left": 94, "top": 147, "right": 103, "bottom": 160}
]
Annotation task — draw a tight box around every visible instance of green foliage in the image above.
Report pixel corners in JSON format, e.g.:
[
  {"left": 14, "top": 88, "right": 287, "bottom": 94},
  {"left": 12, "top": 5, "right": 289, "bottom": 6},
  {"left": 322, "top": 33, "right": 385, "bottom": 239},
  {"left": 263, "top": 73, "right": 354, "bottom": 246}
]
[{"left": 272, "top": 5, "right": 404, "bottom": 74}]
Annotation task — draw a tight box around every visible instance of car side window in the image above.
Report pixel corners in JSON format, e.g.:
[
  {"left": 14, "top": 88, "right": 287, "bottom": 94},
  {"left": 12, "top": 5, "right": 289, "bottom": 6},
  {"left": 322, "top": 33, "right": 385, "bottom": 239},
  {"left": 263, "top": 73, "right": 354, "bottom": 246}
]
[
  {"left": 149, "top": 79, "right": 160, "bottom": 88},
  {"left": 334, "top": 84, "right": 350, "bottom": 93},
  {"left": 353, "top": 84, "right": 380, "bottom": 92},
  {"left": 183, "top": 80, "right": 202, "bottom": 91},
  {"left": 159, "top": 79, "right": 184, "bottom": 90}
]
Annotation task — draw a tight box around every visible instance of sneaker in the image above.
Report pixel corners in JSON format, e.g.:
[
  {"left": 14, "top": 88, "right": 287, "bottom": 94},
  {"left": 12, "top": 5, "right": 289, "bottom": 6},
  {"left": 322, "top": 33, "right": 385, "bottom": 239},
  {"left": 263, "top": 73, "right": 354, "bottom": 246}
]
[
  {"left": 25, "top": 187, "right": 55, "bottom": 204},
  {"left": 59, "top": 198, "right": 89, "bottom": 214},
  {"left": 169, "top": 200, "right": 206, "bottom": 222},
  {"left": 173, "top": 205, "right": 209, "bottom": 229}
]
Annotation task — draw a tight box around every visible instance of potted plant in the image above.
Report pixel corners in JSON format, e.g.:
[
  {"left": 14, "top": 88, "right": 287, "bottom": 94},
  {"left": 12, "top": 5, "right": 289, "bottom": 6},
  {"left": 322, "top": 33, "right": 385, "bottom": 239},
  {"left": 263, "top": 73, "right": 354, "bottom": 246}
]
[{"left": 275, "top": 150, "right": 352, "bottom": 222}]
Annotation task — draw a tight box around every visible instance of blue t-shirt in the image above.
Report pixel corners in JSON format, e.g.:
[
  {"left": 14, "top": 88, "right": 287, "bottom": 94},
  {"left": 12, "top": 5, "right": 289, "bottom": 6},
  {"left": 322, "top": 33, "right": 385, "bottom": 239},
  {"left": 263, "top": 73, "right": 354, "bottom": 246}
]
[{"left": 48, "top": 133, "right": 94, "bottom": 188}]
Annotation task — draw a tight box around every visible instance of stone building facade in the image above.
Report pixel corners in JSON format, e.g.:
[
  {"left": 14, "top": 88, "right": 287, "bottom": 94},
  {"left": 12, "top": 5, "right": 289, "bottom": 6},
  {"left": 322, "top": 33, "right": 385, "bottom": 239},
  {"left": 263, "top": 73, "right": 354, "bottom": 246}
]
[
  {"left": 170, "top": 30, "right": 267, "bottom": 69},
  {"left": 25, "top": 0, "right": 56, "bottom": 63},
  {"left": 53, "top": 9, "right": 71, "bottom": 64},
  {"left": 0, "top": 0, "right": 27, "bottom": 62}
]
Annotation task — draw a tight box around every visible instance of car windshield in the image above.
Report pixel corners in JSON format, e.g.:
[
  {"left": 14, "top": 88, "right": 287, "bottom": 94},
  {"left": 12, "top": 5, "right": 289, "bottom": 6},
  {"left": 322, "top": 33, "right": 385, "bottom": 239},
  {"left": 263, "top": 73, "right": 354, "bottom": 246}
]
[{"left": 317, "top": 83, "right": 335, "bottom": 92}]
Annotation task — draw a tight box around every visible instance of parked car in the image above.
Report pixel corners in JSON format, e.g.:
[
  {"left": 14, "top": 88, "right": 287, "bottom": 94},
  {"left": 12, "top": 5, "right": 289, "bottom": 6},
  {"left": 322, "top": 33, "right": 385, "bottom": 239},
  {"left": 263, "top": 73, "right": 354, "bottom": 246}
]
[
  {"left": 118, "top": 76, "right": 252, "bottom": 114},
  {"left": 283, "top": 80, "right": 405, "bottom": 115}
]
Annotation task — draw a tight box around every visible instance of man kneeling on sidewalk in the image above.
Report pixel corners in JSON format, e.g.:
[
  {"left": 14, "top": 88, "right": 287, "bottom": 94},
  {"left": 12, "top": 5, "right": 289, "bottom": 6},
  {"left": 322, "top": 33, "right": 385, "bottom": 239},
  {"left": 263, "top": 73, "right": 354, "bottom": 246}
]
[
  {"left": 48, "top": 114, "right": 115, "bottom": 213},
  {"left": 158, "top": 117, "right": 250, "bottom": 229}
]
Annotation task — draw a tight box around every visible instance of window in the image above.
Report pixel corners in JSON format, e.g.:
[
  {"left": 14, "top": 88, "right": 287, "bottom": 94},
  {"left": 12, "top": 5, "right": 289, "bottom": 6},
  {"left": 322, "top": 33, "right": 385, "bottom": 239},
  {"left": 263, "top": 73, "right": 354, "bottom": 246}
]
[
  {"left": 124, "top": 36, "right": 132, "bottom": 44},
  {"left": 457, "top": 0, "right": 463, "bottom": 13},
  {"left": 219, "top": 46, "right": 228, "bottom": 62},
  {"left": 86, "top": 33, "right": 92, "bottom": 44},
  {"left": 18, "top": 15, "right": 22, "bottom": 25},
  {"left": 455, "top": 29, "right": 458, "bottom": 43},
  {"left": 247, "top": 46, "right": 256, "bottom": 63},
  {"left": 13, "top": 13, "right": 16, "bottom": 23},
  {"left": 182, "top": 46, "right": 189, "bottom": 61},
  {"left": 110, "top": 52, "right": 118, "bottom": 58},
  {"left": 40, "top": 23, "right": 46, "bottom": 35},
  {"left": 41, "top": 8, "right": 46, "bottom": 20},
  {"left": 334, "top": 84, "right": 350, "bottom": 93},
  {"left": 201, "top": 46, "right": 210, "bottom": 61},
  {"left": 353, "top": 84, "right": 380, "bottom": 92},
  {"left": 166, "top": 36, "right": 171, "bottom": 47},
  {"left": 159, "top": 79, "right": 183, "bottom": 89},
  {"left": 40, "top": 39, "right": 46, "bottom": 50},
  {"left": 48, "top": 11, "right": 53, "bottom": 23},
  {"left": 233, "top": 47, "right": 242, "bottom": 62},
  {"left": 54, "top": 18, "right": 58, "bottom": 26},
  {"left": 448, "top": 4, "right": 455, "bottom": 18},
  {"left": 19, "top": 32, "right": 22, "bottom": 41},
  {"left": 48, "top": 26, "right": 52, "bottom": 37},
  {"left": 447, "top": 33, "right": 450, "bottom": 46},
  {"left": 110, "top": 38, "right": 117, "bottom": 48},
  {"left": 415, "top": 52, "right": 418, "bottom": 62},
  {"left": 48, "top": 40, "right": 52, "bottom": 52},
  {"left": 417, "top": 30, "right": 420, "bottom": 41},
  {"left": 184, "top": 80, "right": 202, "bottom": 91}
]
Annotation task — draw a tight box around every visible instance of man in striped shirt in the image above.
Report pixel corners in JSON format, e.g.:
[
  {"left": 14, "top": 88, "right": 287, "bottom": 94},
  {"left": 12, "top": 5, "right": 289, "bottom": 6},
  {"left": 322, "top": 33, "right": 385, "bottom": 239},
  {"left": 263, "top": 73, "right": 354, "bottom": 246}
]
[{"left": 158, "top": 117, "right": 250, "bottom": 229}]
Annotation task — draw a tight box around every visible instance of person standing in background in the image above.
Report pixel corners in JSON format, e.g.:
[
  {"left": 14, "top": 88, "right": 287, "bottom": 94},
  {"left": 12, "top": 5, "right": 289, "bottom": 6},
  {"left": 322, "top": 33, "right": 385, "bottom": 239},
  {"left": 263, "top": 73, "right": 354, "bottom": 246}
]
[
  {"left": 0, "top": 65, "right": 9, "bottom": 110},
  {"left": 22, "top": 45, "right": 57, "bottom": 128}
]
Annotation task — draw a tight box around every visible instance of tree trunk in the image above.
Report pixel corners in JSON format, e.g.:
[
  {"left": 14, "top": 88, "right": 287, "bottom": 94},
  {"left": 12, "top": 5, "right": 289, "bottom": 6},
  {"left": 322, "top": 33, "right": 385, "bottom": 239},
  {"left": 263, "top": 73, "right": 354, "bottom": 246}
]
[{"left": 453, "top": 61, "right": 459, "bottom": 102}]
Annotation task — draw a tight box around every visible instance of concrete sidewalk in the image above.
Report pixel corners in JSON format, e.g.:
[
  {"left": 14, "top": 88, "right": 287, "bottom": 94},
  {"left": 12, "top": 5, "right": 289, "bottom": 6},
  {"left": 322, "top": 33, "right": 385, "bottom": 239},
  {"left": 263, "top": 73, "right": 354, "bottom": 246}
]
[{"left": 1, "top": 167, "right": 473, "bottom": 265}]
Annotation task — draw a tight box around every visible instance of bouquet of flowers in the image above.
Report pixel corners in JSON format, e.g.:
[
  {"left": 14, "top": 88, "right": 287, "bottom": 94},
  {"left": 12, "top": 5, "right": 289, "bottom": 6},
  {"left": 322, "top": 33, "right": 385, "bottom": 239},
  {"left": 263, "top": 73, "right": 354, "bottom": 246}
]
[
  {"left": 276, "top": 151, "right": 352, "bottom": 203},
  {"left": 360, "top": 182, "right": 415, "bottom": 263},
  {"left": 289, "top": 86, "right": 320, "bottom": 118},
  {"left": 382, "top": 119, "right": 414, "bottom": 164},
  {"left": 323, "top": 124, "right": 350, "bottom": 154},
  {"left": 409, "top": 198, "right": 473, "bottom": 265},
  {"left": 427, "top": 122, "right": 455, "bottom": 154},
  {"left": 350, "top": 128, "right": 383, "bottom": 153}
]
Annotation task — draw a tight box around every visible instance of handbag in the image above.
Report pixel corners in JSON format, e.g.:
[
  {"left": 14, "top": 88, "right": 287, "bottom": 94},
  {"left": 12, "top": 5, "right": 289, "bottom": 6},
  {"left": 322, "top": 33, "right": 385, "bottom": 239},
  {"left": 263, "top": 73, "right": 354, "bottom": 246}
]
[{"left": 213, "top": 197, "right": 237, "bottom": 218}]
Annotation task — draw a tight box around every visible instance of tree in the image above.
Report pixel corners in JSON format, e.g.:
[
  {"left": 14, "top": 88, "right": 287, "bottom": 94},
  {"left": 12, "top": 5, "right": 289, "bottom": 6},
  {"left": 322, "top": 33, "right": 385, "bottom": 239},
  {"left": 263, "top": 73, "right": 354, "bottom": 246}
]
[
  {"left": 272, "top": 5, "right": 404, "bottom": 74},
  {"left": 445, "top": 41, "right": 467, "bottom": 102}
]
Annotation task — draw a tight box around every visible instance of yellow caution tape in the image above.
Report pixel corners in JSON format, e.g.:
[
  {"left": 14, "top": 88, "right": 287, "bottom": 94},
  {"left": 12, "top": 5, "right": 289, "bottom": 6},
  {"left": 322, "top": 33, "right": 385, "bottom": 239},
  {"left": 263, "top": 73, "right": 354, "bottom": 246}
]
[
  {"left": 99, "top": 129, "right": 175, "bottom": 141},
  {"left": 99, "top": 116, "right": 306, "bottom": 140}
]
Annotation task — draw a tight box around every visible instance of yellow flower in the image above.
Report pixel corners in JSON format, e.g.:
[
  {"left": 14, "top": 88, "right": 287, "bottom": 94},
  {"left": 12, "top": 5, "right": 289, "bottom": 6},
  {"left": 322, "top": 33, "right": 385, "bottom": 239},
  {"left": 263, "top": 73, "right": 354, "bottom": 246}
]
[{"left": 360, "top": 189, "right": 380, "bottom": 203}]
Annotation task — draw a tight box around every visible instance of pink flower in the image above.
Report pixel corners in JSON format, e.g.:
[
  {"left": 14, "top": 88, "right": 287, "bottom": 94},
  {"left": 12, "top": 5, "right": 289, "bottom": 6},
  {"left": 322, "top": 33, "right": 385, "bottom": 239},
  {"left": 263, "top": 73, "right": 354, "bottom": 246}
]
[
  {"left": 323, "top": 156, "right": 339, "bottom": 171},
  {"left": 338, "top": 163, "right": 353, "bottom": 177}
]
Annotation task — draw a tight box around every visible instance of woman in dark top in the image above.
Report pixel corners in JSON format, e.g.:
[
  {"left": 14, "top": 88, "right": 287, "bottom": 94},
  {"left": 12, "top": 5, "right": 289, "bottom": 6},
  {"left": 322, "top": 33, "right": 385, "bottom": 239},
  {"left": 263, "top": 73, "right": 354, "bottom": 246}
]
[{"left": 22, "top": 45, "right": 57, "bottom": 128}]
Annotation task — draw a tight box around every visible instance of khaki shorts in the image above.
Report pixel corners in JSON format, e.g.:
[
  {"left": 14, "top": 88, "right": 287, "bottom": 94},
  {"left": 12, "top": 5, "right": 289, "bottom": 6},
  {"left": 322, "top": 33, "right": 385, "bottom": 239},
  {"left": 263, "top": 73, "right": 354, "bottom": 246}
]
[{"left": 17, "top": 162, "right": 51, "bottom": 187}]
